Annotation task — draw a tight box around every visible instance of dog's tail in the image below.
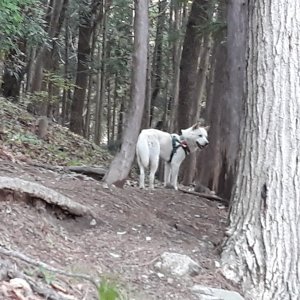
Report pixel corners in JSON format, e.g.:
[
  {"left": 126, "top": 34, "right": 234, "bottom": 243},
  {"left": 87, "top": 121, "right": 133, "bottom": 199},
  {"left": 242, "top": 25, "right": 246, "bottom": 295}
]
[{"left": 136, "top": 132, "right": 149, "bottom": 168}]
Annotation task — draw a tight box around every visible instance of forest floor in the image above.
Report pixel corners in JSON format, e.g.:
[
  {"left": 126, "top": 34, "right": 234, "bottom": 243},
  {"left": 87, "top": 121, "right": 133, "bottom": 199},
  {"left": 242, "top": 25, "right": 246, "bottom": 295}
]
[{"left": 0, "top": 98, "right": 239, "bottom": 299}]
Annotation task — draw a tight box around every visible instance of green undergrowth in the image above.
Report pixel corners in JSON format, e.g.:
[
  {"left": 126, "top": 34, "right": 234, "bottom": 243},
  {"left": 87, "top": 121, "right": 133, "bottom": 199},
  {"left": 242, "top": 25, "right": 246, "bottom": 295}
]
[{"left": 0, "top": 98, "right": 112, "bottom": 166}]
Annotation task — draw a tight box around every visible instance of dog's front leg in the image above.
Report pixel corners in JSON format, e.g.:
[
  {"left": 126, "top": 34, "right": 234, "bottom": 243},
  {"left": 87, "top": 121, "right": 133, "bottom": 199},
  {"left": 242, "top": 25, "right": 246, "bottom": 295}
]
[
  {"left": 170, "top": 163, "right": 180, "bottom": 190},
  {"left": 164, "top": 162, "right": 171, "bottom": 187}
]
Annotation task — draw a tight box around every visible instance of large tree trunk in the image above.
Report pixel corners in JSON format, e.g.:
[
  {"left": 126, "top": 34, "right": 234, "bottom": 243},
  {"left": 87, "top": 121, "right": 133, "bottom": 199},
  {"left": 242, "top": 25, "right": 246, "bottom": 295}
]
[
  {"left": 104, "top": 0, "right": 148, "bottom": 186},
  {"left": 221, "top": 1, "right": 300, "bottom": 299}
]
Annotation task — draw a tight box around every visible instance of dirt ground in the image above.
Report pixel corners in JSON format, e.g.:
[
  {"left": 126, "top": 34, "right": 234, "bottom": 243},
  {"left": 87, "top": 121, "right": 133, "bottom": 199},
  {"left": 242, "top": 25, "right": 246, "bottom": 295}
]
[{"left": 0, "top": 159, "right": 236, "bottom": 299}]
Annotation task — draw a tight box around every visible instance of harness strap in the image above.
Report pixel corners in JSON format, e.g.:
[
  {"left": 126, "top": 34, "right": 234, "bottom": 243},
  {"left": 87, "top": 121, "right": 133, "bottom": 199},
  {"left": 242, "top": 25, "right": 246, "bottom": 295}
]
[{"left": 168, "top": 135, "right": 190, "bottom": 163}]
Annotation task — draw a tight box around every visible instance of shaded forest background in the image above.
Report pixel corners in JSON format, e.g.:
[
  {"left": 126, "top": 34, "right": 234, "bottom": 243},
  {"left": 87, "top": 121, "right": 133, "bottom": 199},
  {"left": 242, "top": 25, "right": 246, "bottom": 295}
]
[{"left": 0, "top": 0, "right": 243, "bottom": 200}]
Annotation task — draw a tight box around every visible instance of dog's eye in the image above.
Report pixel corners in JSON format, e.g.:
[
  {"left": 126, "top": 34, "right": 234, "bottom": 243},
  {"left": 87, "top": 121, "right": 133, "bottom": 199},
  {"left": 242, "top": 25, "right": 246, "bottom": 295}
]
[{"left": 199, "top": 135, "right": 203, "bottom": 138}]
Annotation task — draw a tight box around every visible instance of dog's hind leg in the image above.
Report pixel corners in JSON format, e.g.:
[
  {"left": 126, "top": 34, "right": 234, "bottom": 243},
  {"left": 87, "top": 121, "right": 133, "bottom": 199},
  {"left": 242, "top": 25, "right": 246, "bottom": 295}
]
[
  {"left": 149, "top": 157, "right": 159, "bottom": 189},
  {"left": 148, "top": 144, "right": 160, "bottom": 189},
  {"left": 136, "top": 134, "right": 150, "bottom": 189},
  {"left": 138, "top": 161, "right": 146, "bottom": 189}
]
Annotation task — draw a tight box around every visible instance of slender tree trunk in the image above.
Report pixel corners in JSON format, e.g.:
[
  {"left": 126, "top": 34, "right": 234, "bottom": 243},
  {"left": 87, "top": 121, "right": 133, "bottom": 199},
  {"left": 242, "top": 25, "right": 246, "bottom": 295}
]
[
  {"left": 221, "top": 1, "right": 300, "bottom": 299},
  {"left": 150, "top": 0, "right": 167, "bottom": 126},
  {"left": 111, "top": 73, "right": 118, "bottom": 142},
  {"left": 141, "top": 42, "right": 152, "bottom": 129},
  {"left": 31, "top": 0, "right": 65, "bottom": 94},
  {"left": 106, "top": 78, "right": 111, "bottom": 143},
  {"left": 94, "top": 42, "right": 102, "bottom": 144},
  {"left": 104, "top": 0, "right": 149, "bottom": 186},
  {"left": 84, "top": 28, "right": 97, "bottom": 138},
  {"left": 62, "top": 13, "right": 70, "bottom": 125},
  {"left": 169, "top": 0, "right": 182, "bottom": 132},
  {"left": 70, "top": 0, "right": 103, "bottom": 135},
  {"left": 69, "top": 17, "right": 92, "bottom": 134}
]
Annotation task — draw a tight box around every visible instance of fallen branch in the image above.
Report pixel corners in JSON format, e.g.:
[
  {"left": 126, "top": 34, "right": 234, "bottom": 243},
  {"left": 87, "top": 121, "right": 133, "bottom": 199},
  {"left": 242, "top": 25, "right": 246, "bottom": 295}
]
[
  {"left": 178, "top": 188, "right": 228, "bottom": 205},
  {"left": 0, "top": 176, "right": 93, "bottom": 217},
  {"left": 0, "top": 246, "right": 99, "bottom": 288},
  {"left": 65, "top": 166, "right": 107, "bottom": 181},
  {"left": 30, "top": 163, "right": 107, "bottom": 181}
]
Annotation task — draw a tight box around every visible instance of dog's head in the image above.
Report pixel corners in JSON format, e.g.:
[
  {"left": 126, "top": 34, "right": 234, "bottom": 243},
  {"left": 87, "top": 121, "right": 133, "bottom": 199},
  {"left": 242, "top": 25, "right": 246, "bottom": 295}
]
[{"left": 181, "top": 122, "right": 209, "bottom": 150}]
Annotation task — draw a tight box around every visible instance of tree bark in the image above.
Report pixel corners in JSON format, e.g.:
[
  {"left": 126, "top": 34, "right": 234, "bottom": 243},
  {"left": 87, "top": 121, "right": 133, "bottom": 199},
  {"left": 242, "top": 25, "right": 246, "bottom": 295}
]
[
  {"left": 182, "top": 35, "right": 212, "bottom": 186},
  {"left": 104, "top": 0, "right": 148, "bottom": 186},
  {"left": 150, "top": 0, "right": 167, "bottom": 127},
  {"left": 30, "top": 0, "right": 65, "bottom": 94},
  {"left": 176, "top": 0, "right": 209, "bottom": 131},
  {"left": 169, "top": 0, "right": 183, "bottom": 132},
  {"left": 196, "top": 0, "right": 245, "bottom": 200},
  {"left": 221, "top": 1, "right": 300, "bottom": 299},
  {"left": 69, "top": 5, "right": 93, "bottom": 135},
  {"left": 176, "top": 0, "right": 210, "bottom": 185},
  {"left": 70, "top": 0, "right": 103, "bottom": 135}
]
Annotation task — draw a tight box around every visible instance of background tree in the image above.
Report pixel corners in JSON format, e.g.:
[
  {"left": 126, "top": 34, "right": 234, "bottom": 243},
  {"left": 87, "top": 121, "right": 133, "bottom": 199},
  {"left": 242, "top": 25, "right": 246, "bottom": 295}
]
[
  {"left": 104, "top": 0, "right": 149, "bottom": 186},
  {"left": 175, "top": 0, "right": 212, "bottom": 185},
  {"left": 221, "top": 1, "right": 300, "bottom": 298},
  {"left": 196, "top": 0, "right": 245, "bottom": 200},
  {"left": 69, "top": 0, "right": 103, "bottom": 134},
  {"left": 0, "top": 0, "right": 45, "bottom": 101}
]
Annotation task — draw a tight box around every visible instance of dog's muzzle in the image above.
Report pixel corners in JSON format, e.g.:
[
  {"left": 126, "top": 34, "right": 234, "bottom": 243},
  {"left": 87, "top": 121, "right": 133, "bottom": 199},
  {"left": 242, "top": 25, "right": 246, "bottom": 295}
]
[{"left": 196, "top": 141, "right": 209, "bottom": 149}]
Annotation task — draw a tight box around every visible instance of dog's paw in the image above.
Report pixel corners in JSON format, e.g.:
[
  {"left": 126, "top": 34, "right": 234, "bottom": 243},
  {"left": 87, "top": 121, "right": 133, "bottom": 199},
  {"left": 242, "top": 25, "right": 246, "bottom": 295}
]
[{"left": 164, "top": 183, "right": 176, "bottom": 190}]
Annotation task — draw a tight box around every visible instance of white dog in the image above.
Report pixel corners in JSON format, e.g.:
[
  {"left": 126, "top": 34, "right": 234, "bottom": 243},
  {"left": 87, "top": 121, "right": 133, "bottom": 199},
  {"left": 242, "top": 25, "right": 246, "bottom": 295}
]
[{"left": 136, "top": 122, "right": 209, "bottom": 190}]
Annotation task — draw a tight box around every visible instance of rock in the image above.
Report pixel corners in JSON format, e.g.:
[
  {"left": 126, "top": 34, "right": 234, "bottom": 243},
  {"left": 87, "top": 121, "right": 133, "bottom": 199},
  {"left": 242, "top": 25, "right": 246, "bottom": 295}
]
[
  {"left": 155, "top": 252, "right": 200, "bottom": 277},
  {"left": 9, "top": 278, "right": 32, "bottom": 296},
  {"left": 191, "top": 285, "right": 244, "bottom": 300}
]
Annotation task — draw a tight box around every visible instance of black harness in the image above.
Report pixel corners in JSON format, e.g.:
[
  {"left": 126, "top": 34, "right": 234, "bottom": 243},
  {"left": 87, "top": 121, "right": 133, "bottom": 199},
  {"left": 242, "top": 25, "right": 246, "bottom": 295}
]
[{"left": 168, "top": 135, "right": 190, "bottom": 163}]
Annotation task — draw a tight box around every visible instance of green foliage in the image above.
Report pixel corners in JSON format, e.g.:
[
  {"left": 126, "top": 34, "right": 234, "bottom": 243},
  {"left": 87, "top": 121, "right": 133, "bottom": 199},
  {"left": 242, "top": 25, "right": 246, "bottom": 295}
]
[
  {"left": 9, "top": 132, "right": 41, "bottom": 145},
  {"left": 39, "top": 267, "right": 56, "bottom": 285},
  {"left": 0, "top": 0, "right": 46, "bottom": 50},
  {"left": 98, "top": 280, "right": 120, "bottom": 300},
  {"left": 44, "top": 71, "right": 78, "bottom": 92}
]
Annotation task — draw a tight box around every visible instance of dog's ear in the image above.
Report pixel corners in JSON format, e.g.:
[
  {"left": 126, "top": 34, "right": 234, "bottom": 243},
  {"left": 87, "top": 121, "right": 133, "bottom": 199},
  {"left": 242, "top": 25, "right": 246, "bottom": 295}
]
[
  {"left": 192, "top": 122, "right": 201, "bottom": 130},
  {"left": 204, "top": 126, "right": 210, "bottom": 132}
]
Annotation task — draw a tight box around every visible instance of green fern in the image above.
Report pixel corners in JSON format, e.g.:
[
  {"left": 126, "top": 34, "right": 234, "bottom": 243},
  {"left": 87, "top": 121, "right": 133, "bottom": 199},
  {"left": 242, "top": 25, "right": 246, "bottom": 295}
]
[{"left": 98, "top": 280, "right": 120, "bottom": 300}]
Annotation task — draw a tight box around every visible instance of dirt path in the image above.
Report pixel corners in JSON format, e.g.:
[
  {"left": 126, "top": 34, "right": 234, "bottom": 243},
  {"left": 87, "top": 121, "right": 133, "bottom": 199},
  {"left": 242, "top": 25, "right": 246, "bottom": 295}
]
[{"left": 0, "top": 160, "right": 232, "bottom": 299}]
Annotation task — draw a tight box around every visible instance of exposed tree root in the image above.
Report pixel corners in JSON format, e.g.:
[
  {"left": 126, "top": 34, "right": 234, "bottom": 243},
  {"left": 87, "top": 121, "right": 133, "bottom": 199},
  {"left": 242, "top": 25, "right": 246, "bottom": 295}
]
[
  {"left": 178, "top": 187, "right": 228, "bottom": 205},
  {"left": 0, "top": 176, "right": 94, "bottom": 217}
]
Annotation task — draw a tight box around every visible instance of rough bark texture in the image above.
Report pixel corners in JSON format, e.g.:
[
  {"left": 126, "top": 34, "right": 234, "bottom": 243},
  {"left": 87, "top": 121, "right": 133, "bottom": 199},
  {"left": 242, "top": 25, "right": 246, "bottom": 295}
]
[
  {"left": 221, "top": 1, "right": 300, "bottom": 299},
  {"left": 175, "top": 0, "right": 210, "bottom": 186},
  {"left": 69, "top": 8, "right": 93, "bottom": 135},
  {"left": 196, "top": 1, "right": 245, "bottom": 200},
  {"left": 104, "top": 0, "right": 148, "bottom": 186},
  {"left": 150, "top": 0, "right": 167, "bottom": 127},
  {"left": 70, "top": 0, "right": 103, "bottom": 135},
  {"left": 181, "top": 36, "right": 212, "bottom": 186},
  {"left": 176, "top": 0, "right": 210, "bottom": 131},
  {"left": 30, "top": 0, "right": 65, "bottom": 94}
]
